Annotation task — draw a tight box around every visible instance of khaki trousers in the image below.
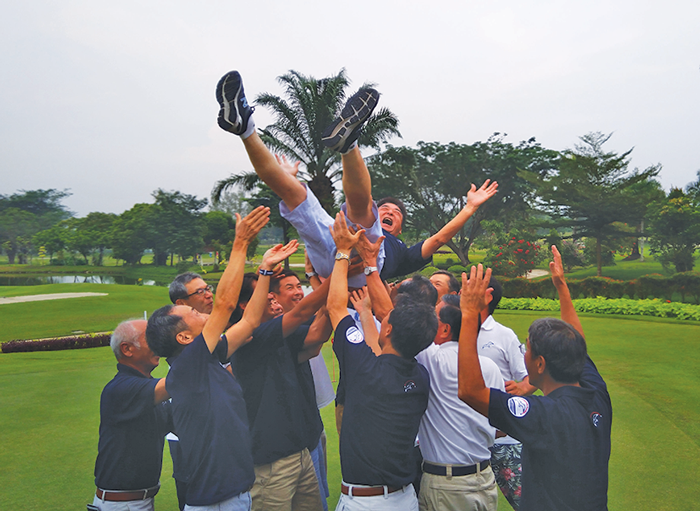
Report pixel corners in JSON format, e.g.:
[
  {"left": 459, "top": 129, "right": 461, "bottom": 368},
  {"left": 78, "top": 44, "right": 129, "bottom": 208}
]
[
  {"left": 418, "top": 464, "right": 498, "bottom": 511},
  {"left": 251, "top": 448, "right": 323, "bottom": 511}
]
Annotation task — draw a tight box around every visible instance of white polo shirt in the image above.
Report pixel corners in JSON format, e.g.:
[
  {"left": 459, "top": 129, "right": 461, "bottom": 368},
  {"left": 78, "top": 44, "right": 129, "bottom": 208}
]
[{"left": 416, "top": 341, "right": 504, "bottom": 465}]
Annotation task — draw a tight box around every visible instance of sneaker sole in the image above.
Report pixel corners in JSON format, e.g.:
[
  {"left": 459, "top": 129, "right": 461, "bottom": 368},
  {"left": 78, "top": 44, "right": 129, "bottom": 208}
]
[
  {"left": 217, "top": 71, "right": 245, "bottom": 133},
  {"left": 321, "top": 89, "right": 379, "bottom": 150}
]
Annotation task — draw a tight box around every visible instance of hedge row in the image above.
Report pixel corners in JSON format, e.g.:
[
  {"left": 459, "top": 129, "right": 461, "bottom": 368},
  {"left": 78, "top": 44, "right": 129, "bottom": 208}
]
[
  {"left": 499, "top": 273, "right": 700, "bottom": 303},
  {"left": 422, "top": 266, "right": 700, "bottom": 303},
  {"left": 499, "top": 297, "right": 700, "bottom": 322},
  {"left": 2, "top": 333, "right": 111, "bottom": 353}
]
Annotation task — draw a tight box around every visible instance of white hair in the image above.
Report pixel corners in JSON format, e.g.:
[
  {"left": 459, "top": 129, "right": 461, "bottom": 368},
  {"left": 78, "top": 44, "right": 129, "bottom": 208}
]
[{"left": 110, "top": 320, "right": 144, "bottom": 360}]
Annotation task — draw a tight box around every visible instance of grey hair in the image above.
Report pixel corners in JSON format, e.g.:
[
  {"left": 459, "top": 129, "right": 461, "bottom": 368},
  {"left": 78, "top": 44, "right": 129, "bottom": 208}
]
[
  {"left": 169, "top": 272, "right": 203, "bottom": 303},
  {"left": 110, "top": 320, "right": 145, "bottom": 360}
]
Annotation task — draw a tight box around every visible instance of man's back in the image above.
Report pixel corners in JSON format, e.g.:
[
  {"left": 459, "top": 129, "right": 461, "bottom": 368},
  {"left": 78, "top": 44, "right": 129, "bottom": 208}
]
[
  {"left": 488, "top": 357, "right": 612, "bottom": 510},
  {"left": 334, "top": 315, "right": 430, "bottom": 487}
]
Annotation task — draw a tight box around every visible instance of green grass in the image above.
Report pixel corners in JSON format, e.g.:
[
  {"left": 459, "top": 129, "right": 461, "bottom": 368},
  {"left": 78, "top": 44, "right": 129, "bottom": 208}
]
[{"left": 1, "top": 310, "right": 699, "bottom": 510}]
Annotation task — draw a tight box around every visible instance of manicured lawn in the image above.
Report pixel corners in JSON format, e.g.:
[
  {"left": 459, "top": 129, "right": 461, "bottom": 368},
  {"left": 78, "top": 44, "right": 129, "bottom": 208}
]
[{"left": 1, "top": 309, "right": 698, "bottom": 510}]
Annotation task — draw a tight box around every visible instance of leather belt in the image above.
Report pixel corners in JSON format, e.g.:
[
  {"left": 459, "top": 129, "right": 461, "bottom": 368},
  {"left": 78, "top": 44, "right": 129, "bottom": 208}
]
[
  {"left": 422, "top": 460, "right": 490, "bottom": 477},
  {"left": 341, "top": 483, "right": 403, "bottom": 497},
  {"left": 95, "top": 486, "right": 160, "bottom": 502}
]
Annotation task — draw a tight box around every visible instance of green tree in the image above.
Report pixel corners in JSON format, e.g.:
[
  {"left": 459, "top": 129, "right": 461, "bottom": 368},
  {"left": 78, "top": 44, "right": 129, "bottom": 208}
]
[
  {"left": 33, "top": 223, "right": 67, "bottom": 263},
  {"left": 523, "top": 132, "right": 661, "bottom": 276},
  {"left": 0, "top": 189, "right": 72, "bottom": 263},
  {"left": 647, "top": 189, "right": 700, "bottom": 272},
  {"left": 370, "top": 136, "right": 559, "bottom": 264},
  {"left": 149, "top": 190, "right": 207, "bottom": 266},
  {"left": 214, "top": 69, "right": 400, "bottom": 214},
  {"left": 110, "top": 204, "right": 152, "bottom": 265}
]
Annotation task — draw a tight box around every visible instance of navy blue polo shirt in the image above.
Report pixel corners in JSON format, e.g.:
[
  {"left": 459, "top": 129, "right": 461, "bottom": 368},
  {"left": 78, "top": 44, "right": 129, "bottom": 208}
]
[
  {"left": 230, "top": 315, "right": 323, "bottom": 465},
  {"left": 380, "top": 231, "right": 432, "bottom": 280},
  {"left": 489, "top": 356, "right": 612, "bottom": 511},
  {"left": 166, "top": 335, "right": 255, "bottom": 507},
  {"left": 94, "top": 364, "right": 171, "bottom": 491},
  {"left": 333, "top": 315, "right": 430, "bottom": 487}
]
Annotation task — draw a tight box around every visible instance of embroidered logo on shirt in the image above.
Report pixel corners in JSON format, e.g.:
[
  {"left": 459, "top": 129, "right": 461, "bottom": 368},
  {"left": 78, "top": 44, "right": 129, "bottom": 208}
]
[
  {"left": 590, "top": 412, "right": 603, "bottom": 427},
  {"left": 345, "top": 326, "right": 364, "bottom": 344},
  {"left": 404, "top": 380, "right": 417, "bottom": 392},
  {"left": 480, "top": 341, "right": 496, "bottom": 350},
  {"left": 507, "top": 396, "right": 530, "bottom": 418}
]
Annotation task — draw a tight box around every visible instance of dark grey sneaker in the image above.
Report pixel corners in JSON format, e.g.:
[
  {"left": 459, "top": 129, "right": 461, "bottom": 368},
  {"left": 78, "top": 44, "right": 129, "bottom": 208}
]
[
  {"left": 216, "top": 71, "right": 254, "bottom": 135},
  {"left": 322, "top": 88, "right": 379, "bottom": 153}
]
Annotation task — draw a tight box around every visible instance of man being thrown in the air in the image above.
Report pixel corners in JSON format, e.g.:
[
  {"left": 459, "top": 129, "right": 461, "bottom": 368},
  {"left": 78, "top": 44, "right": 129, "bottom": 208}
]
[{"left": 215, "top": 70, "right": 498, "bottom": 285}]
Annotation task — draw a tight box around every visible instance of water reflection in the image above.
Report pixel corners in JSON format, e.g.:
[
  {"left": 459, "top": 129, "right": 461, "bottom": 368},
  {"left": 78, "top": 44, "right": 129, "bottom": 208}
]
[{"left": 0, "top": 275, "right": 164, "bottom": 286}]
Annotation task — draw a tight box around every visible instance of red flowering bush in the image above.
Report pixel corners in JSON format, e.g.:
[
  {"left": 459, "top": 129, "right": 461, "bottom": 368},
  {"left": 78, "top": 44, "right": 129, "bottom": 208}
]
[{"left": 484, "top": 231, "right": 546, "bottom": 278}]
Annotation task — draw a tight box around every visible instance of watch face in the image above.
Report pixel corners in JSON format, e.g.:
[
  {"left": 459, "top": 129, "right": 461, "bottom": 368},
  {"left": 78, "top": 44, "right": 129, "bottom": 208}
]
[
  {"left": 335, "top": 252, "right": 349, "bottom": 260},
  {"left": 364, "top": 266, "right": 377, "bottom": 275}
]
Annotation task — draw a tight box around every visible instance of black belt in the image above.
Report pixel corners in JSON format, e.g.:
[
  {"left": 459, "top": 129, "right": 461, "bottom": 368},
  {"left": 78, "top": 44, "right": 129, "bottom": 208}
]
[
  {"left": 96, "top": 486, "right": 159, "bottom": 502},
  {"left": 422, "top": 460, "right": 490, "bottom": 477}
]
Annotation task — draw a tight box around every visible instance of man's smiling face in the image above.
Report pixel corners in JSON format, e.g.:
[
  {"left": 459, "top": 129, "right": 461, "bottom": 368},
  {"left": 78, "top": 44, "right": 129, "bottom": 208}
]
[{"left": 378, "top": 202, "right": 404, "bottom": 237}]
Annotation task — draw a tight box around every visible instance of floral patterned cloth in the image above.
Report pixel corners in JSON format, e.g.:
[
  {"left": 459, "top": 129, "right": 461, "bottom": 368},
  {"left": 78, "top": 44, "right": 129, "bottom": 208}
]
[{"left": 489, "top": 443, "right": 523, "bottom": 510}]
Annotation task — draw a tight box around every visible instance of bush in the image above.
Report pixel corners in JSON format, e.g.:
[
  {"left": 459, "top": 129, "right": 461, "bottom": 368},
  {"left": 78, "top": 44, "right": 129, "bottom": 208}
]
[
  {"left": 447, "top": 264, "right": 468, "bottom": 274},
  {"left": 2, "top": 334, "right": 111, "bottom": 353},
  {"left": 671, "top": 272, "right": 700, "bottom": 304},
  {"left": 580, "top": 277, "right": 625, "bottom": 298},
  {"left": 637, "top": 274, "right": 672, "bottom": 300},
  {"left": 498, "top": 297, "right": 700, "bottom": 321}
]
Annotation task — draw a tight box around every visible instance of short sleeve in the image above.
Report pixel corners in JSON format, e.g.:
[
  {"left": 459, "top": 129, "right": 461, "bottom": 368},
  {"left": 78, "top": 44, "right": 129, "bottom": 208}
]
[
  {"left": 488, "top": 389, "right": 550, "bottom": 447},
  {"left": 580, "top": 356, "right": 608, "bottom": 394},
  {"left": 166, "top": 335, "right": 213, "bottom": 398},
  {"left": 332, "top": 315, "right": 375, "bottom": 382},
  {"left": 393, "top": 241, "right": 432, "bottom": 278}
]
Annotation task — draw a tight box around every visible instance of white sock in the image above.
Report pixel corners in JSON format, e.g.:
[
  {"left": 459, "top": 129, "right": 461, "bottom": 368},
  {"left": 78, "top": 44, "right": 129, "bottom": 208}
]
[
  {"left": 241, "top": 117, "right": 256, "bottom": 140},
  {"left": 341, "top": 140, "right": 358, "bottom": 155}
]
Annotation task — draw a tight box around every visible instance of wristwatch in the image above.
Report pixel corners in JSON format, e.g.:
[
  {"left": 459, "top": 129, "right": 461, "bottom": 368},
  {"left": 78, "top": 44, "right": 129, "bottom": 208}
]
[
  {"left": 305, "top": 271, "right": 318, "bottom": 279},
  {"left": 335, "top": 251, "right": 350, "bottom": 262},
  {"left": 363, "top": 266, "right": 378, "bottom": 276}
]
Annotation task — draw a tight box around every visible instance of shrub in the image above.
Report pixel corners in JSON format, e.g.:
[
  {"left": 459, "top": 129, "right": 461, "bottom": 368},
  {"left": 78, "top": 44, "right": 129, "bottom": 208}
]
[
  {"left": 670, "top": 272, "right": 700, "bottom": 304},
  {"left": 1, "top": 334, "right": 111, "bottom": 353},
  {"left": 580, "top": 277, "right": 625, "bottom": 298},
  {"left": 485, "top": 235, "right": 546, "bottom": 278},
  {"left": 447, "top": 264, "right": 468, "bottom": 274},
  {"left": 638, "top": 274, "right": 672, "bottom": 300}
]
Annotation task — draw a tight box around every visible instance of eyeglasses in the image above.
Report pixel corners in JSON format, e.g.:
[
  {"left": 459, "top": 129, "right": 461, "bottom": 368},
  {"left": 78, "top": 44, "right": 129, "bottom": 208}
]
[{"left": 184, "top": 285, "right": 214, "bottom": 298}]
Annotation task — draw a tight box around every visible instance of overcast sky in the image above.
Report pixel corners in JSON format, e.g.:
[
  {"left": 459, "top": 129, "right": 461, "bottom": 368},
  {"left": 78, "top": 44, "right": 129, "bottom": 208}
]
[{"left": 2, "top": 1, "right": 699, "bottom": 217}]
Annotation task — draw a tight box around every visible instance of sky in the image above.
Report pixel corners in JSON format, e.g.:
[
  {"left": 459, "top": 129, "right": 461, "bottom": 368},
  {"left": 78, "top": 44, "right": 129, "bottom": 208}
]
[{"left": 2, "top": 0, "right": 699, "bottom": 217}]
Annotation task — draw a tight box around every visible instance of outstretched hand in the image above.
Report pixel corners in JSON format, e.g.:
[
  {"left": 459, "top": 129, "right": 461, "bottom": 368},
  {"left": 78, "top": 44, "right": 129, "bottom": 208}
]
[
  {"left": 275, "top": 154, "right": 301, "bottom": 179},
  {"left": 329, "top": 211, "right": 365, "bottom": 253},
  {"left": 355, "top": 231, "right": 385, "bottom": 267},
  {"left": 467, "top": 179, "right": 499, "bottom": 209},
  {"left": 549, "top": 245, "right": 566, "bottom": 289},
  {"left": 262, "top": 240, "right": 299, "bottom": 270},
  {"left": 349, "top": 287, "right": 372, "bottom": 314},
  {"left": 460, "top": 264, "right": 493, "bottom": 314},
  {"left": 235, "top": 206, "right": 270, "bottom": 244}
]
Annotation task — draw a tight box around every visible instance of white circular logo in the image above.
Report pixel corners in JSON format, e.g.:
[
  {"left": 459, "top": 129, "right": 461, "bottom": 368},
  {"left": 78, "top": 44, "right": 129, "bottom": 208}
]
[
  {"left": 507, "top": 396, "right": 530, "bottom": 418},
  {"left": 345, "top": 326, "right": 365, "bottom": 344}
]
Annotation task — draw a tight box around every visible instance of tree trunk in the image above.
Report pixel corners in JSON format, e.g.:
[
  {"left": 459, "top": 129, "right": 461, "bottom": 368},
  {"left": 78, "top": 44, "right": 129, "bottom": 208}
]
[
  {"left": 307, "top": 174, "right": 336, "bottom": 215},
  {"left": 596, "top": 236, "right": 602, "bottom": 277}
]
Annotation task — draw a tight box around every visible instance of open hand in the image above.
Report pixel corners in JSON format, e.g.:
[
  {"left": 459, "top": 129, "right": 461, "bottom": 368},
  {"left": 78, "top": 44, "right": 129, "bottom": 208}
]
[
  {"left": 275, "top": 154, "right": 301, "bottom": 179},
  {"left": 549, "top": 245, "right": 566, "bottom": 289},
  {"left": 467, "top": 179, "right": 499, "bottom": 209},
  {"left": 329, "top": 211, "right": 365, "bottom": 253},
  {"left": 355, "top": 232, "right": 385, "bottom": 267},
  {"left": 349, "top": 286, "right": 372, "bottom": 314},
  {"left": 235, "top": 206, "right": 270, "bottom": 243},
  {"left": 262, "top": 240, "right": 299, "bottom": 270},
  {"left": 460, "top": 264, "right": 493, "bottom": 314}
]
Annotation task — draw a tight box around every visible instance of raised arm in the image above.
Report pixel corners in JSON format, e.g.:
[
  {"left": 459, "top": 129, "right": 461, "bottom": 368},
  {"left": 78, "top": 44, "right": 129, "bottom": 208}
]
[
  {"left": 457, "top": 264, "right": 494, "bottom": 417},
  {"left": 355, "top": 231, "right": 394, "bottom": 321},
  {"left": 297, "top": 307, "right": 334, "bottom": 363},
  {"left": 550, "top": 245, "right": 584, "bottom": 338},
  {"left": 202, "top": 206, "right": 270, "bottom": 353},
  {"left": 224, "top": 240, "right": 299, "bottom": 358},
  {"left": 281, "top": 275, "right": 332, "bottom": 338},
  {"left": 421, "top": 179, "right": 498, "bottom": 258},
  {"left": 349, "top": 287, "right": 380, "bottom": 355},
  {"left": 327, "top": 211, "right": 364, "bottom": 329}
]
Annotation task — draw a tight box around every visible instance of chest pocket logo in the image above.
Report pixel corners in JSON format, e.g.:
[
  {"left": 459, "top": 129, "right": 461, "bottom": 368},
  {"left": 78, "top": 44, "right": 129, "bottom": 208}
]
[
  {"left": 404, "top": 380, "right": 417, "bottom": 392},
  {"left": 590, "top": 412, "right": 603, "bottom": 427},
  {"left": 507, "top": 396, "right": 530, "bottom": 418},
  {"left": 345, "top": 326, "right": 364, "bottom": 344}
]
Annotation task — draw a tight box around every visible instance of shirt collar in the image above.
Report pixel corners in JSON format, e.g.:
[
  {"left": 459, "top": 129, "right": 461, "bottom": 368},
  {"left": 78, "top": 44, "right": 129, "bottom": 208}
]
[{"left": 480, "top": 314, "right": 495, "bottom": 331}]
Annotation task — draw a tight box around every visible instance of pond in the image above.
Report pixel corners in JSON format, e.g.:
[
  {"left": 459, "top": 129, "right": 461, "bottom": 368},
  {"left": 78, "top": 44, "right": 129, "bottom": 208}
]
[{"left": 0, "top": 275, "right": 165, "bottom": 286}]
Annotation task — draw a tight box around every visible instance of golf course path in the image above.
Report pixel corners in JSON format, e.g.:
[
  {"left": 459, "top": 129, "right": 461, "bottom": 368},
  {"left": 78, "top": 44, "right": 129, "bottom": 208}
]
[{"left": 0, "top": 292, "right": 108, "bottom": 304}]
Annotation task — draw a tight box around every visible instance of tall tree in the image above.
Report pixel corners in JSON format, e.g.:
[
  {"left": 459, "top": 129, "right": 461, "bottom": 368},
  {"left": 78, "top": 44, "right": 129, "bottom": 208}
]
[
  {"left": 214, "top": 69, "right": 400, "bottom": 213},
  {"left": 110, "top": 204, "right": 152, "bottom": 265},
  {"left": 0, "top": 189, "right": 72, "bottom": 263},
  {"left": 523, "top": 132, "right": 661, "bottom": 276},
  {"left": 647, "top": 188, "right": 700, "bottom": 272},
  {"left": 370, "top": 135, "right": 560, "bottom": 264}
]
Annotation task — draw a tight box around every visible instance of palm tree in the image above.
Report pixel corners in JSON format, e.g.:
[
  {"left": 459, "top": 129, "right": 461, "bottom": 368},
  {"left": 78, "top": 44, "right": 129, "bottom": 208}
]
[{"left": 212, "top": 69, "right": 401, "bottom": 213}]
